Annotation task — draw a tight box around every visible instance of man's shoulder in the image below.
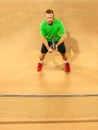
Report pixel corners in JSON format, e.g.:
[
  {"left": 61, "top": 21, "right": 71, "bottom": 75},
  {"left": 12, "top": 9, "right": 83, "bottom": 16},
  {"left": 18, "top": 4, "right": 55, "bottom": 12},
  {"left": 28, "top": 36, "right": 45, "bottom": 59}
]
[
  {"left": 40, "top": 20, "right": 46, "bottom": 26},
  {"left": 54, "top": 18, "right": 63, "bottom": 24},
  {"left": 54, "top": 18, "right": 61, "bottom": 22}
]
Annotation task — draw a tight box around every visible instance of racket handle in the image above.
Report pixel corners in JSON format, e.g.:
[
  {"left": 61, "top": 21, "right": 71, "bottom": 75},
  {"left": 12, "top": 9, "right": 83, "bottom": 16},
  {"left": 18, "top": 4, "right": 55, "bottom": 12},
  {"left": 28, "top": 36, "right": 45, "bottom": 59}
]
[{"left": 52, "top": 37, "right": 56, "bottom": 50}]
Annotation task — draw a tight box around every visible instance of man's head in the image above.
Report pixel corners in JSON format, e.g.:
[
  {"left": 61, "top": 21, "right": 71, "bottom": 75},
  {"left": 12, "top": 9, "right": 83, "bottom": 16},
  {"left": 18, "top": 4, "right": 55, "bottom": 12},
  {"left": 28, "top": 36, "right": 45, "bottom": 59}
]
[{"left": 45, "top": 9, "right": 54, "bottom": 24}]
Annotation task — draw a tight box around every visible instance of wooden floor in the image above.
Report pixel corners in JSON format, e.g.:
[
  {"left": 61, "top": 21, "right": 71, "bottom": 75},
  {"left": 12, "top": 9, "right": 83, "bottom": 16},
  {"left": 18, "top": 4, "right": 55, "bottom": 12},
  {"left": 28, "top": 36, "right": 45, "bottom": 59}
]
[{"left": 0, "top": 0, "right": 98, "bottom": 129}]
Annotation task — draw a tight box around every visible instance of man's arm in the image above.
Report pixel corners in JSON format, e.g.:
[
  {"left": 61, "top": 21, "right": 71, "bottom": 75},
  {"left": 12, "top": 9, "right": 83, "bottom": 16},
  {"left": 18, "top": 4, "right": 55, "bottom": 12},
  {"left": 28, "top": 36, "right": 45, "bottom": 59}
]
[
  {"left": 56, "top": 34, "right": 67, "bottom": 47},
  {"left": 41, "top": 36, "right": 53, "bottom": 53}
]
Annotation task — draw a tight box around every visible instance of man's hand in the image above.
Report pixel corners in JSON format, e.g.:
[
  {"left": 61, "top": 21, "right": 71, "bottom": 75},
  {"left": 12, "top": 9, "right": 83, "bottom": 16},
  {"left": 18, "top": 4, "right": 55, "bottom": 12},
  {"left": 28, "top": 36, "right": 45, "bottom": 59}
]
[
  {"left": 56, "top": 44, "right": 58, "bottom": 48},
  {"left": 48, "top": 47, "right": 53, "bottom": 53}
]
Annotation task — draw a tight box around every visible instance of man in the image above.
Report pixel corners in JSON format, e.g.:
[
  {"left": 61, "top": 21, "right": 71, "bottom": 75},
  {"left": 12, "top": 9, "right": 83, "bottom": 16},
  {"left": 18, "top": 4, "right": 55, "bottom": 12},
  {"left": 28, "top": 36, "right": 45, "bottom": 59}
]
[{"left": 37, "top": 9, "right": 70, "bottom": 72}]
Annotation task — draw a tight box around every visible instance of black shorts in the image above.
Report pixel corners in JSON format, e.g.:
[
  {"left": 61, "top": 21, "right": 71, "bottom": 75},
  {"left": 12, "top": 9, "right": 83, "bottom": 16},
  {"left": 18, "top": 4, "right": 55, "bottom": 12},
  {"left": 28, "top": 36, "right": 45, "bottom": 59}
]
[{"left": 41, "top": 42, "right": 66, "bottom": 54}]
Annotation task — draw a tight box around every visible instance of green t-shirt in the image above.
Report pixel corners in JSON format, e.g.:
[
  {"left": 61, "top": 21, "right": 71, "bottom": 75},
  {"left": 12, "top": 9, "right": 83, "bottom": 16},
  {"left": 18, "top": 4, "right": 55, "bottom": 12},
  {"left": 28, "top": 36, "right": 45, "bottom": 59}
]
[{"left": 40, "top": 18, "right": 67, "bottom": 42}]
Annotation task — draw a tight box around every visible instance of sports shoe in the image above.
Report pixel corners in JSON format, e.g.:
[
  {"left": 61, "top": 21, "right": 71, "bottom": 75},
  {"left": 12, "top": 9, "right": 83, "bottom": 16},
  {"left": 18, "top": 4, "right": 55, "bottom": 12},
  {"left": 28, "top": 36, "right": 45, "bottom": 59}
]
[
  {"left": 37, "top": 63, "right": 43, "bottom": 71},
  {"left": 65, "top": 62, "right": 71, "bottom": 72}
]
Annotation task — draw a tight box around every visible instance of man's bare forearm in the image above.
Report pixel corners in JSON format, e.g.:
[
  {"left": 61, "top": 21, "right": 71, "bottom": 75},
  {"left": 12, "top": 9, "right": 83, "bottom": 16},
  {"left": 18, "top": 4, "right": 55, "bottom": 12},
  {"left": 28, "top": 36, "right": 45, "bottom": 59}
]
[
  {"left": 41, "top": 36, "right": 52, "bottom": 53},
  {"left": 41, "top": 36, "right": 50, "bottom": 50},
  {"left": 56, "top": 34, "right": 67, "bottom": 47}
]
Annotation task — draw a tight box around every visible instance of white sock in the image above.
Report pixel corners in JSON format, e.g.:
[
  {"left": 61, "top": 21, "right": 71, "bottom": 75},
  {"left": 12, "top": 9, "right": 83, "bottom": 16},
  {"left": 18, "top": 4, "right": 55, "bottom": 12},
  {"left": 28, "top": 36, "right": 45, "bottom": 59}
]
[
  {"left": 64, "top": 60, "right": 68, "bottom": 64},
  {"left": 39, "top": 61, "right": 43, "bottom": 64}
]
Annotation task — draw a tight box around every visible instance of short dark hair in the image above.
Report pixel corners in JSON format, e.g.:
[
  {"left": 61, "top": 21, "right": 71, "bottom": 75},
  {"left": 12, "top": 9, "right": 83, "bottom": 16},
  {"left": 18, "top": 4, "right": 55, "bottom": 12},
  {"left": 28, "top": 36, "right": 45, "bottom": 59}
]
[{"left": 45, "top": 9, "right": 54, "bottom": 16}]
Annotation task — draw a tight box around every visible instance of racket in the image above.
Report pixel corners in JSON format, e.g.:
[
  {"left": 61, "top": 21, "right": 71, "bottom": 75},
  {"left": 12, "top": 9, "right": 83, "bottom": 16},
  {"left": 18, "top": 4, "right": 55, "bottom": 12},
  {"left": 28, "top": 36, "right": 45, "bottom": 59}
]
[{"left": 51, "top": 37, "right": 56, "bottom": 50}]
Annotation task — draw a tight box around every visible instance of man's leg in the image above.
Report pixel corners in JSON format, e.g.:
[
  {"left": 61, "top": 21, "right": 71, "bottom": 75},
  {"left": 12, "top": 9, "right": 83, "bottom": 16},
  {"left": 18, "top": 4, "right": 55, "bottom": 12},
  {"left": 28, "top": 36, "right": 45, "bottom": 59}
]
[
  {"left": 37, "top": 53, "right": 46, "bottom": 72},
  {"left": 60, "top": 53, "right": 67, "bottom": 61},
  {"left": 60, "top": 53, "right": 70, "bottom": 72},
  {"left": 58, "top": 42, "right": 71, "bottom": 72},
  {"left": 37, "top": 43, "right": 48, "bottom": 72}
]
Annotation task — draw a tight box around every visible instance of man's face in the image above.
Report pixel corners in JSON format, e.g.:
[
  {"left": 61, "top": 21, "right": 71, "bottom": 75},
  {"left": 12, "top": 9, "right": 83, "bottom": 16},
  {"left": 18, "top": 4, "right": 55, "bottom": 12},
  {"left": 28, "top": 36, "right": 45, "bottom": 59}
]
[{"left": 45, "top": 13, "right": 54, "bottom": 24}]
